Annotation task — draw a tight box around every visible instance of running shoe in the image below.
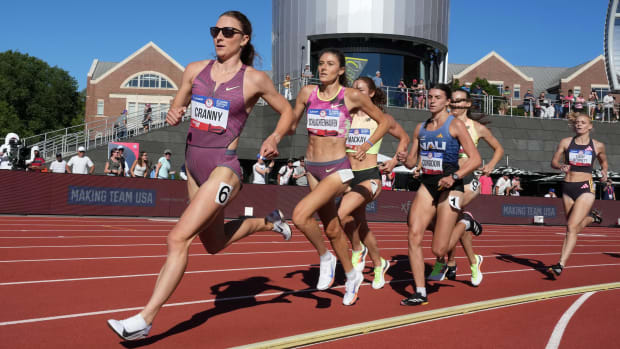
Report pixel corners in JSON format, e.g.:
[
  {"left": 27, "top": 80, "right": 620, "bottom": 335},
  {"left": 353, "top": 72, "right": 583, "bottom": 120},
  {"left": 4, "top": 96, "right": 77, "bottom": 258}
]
[
  {"left": 548, "top": 263, "right": 563, "bottom": 277},
  {"left": 446, "top": 264, "right": 457, "bottom": 281},
  {"left": 372, "top": 258, "right": 390, "bottom": 289},
  {"left": 400, "top": 292, "right": 428, "bottom": 306},
  {"left": 590, "top": 209, "right": 603, "bottom": 224},
  {"left": 342, "top": 270, "right": 363, "bottom": 305},
  {"left": 351, "top": 244, "right": 368, "bottom": 272},
  {"left": 463, "top": 211, "right": 483, "bottom": 236},
  {"left": 471, "top": 254, "right": 483, "bottom": 286},
  {"left": 107, "top": 314, "right": 151, "bottom": 341},
  {"left": 266, "top": 209, "right": 292, "bottom": 241},
  {"left": 427, "top": 260, "right": 447, "bottom": 281},
  {"left": 316, "top": 253, "right": 337, "bottom": 290}
]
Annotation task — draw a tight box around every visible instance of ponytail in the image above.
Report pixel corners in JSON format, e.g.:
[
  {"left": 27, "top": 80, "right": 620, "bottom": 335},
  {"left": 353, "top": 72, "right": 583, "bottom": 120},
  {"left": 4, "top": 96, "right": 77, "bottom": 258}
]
[{"left": 220, "top": 10, "right": 256, "bottom": 66}]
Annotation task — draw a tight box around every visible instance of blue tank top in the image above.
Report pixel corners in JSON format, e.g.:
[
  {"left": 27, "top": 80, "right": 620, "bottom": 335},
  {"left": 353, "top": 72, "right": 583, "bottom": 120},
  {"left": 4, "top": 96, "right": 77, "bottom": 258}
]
[{"left": 418, "top": 115, "right": 460, "bottom": 175}]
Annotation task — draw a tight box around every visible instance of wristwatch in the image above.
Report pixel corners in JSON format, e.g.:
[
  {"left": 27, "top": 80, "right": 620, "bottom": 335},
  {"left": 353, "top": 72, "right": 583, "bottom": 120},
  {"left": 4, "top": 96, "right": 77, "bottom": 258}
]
[{"left": 451, "top": 173, "right": 459, "bottom": 180}]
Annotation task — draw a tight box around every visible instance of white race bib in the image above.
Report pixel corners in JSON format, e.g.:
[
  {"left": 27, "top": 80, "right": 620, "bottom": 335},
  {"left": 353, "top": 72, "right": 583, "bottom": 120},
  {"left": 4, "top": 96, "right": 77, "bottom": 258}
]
[
  {"left": 191, "top": 95, "right": 230, "bottom": 134},
  {"left": 346, "top": 128, "right": 371, "bottom": 148},
  {"left": 568, "top": 149, "right": 593, "bottom": 167},
  {"left": 420, "top": 151, "right": 443, "bottom": 175},
  {"left": 307, "top": 108, "right": 341, "bottom": 135}
]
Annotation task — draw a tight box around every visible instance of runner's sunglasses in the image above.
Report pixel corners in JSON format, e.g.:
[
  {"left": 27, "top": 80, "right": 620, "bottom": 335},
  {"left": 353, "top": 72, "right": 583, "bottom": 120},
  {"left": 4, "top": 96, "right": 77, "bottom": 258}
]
[{"left": 210, "top": 26, "right": 244, "bottom": 38}]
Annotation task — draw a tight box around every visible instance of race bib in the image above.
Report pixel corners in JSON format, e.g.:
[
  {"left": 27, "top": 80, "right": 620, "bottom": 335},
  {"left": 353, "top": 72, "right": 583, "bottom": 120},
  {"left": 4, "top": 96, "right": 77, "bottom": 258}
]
[
  {"left": 568, "top": 149, "right": 593, "bottom": 167},
  {"left": 307, "top": 108, "right": 341, "bottom": 136},
  {"left": 420, "top": 150, "right": 443, "bottom": 175},
  {"left": 346, "top": 128, "right": 371, "bottom": 148},
  {"left": 191, "top": 95, "right": 230, "bottom": 134}
]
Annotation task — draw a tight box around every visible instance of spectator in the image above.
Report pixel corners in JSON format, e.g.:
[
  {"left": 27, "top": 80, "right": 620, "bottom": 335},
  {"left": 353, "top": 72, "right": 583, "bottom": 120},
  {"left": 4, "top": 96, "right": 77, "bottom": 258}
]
[
  {"left": 588, "top": 90, "right": 598, "bottom": 119},
  {"left": 381, "top": 168, "right": 394, "bottom": 191},
  {"left": 471, "top": 84, "right": 486, "bottom": 96},
  {"left": 155, "top": 149, "right": 174, "bottom": 179},
  {"left": 0, "top": 147, "right": 9, "bottom": 170},
  {"left": 494, "top": 172, "right": 511, "bottom": 196},
  {"left": 48, "top": 153, "right": 66, "bottom": 173},
  {"left": 372, "top": 71, "right": 383, "bottom": 87},
  {"left": 523, "top": 89, "right": 535, "bottom": 117},
  {"left": 283, "top": 74, "right": 292, "bottom": 100},
  {"left": 563, "top": 89, "right": 575, "bottom": 118},
  {"left": 115, "top": 109, "right": 128, "bottom": 139},
  {"left": 179, "top": 164, "right": 188, "bottom": 181},
  {"left": 66, "top": 146, "right": 94, "bottom": 174},
  {"left": 292, "top": 157, "right": 308, "bottom": 186},
  {"left": 398, "top": 79, "right": 407, "bottom": 107},
  {"left": 142, "top": 104, "right": 152, "bottom": 133},
  {"left": 252, "top": 155, "right": 273, "bottom": 184},
  {"left": 508, "top": 176, "right": 522, "bottom": 196},
  {"left": 603, "top": 179, "right": 616, "bottom": 200},
  {"left": 554, "top": 93, "right": 564, "bottom": 119},
  {"left": 574, "top": 93, "right": 585, "bottom": 113},
  {"left": 302, "top": 64, "right": 313, "bottom": 85},
  {"left": 410, "top": 79, "right": 418, "bottom": 108},
  {"left": 462, "top": 82, "right": 471, "bottom": 93},
  {"left": 499, "top": 86, "right": 511, "bottom": 115},
  {"left": 277, "top": 159, "right": 294, "bottom": 185},
  {"left": 479, "top": 172, "right": 493, "bottom": 195},
  {"left": 603, "top": 91, "right": 614, "bottom": 122},
  {"left": 104, "top": 149, "right": 124, "bottom": 176},
  {"left": 116, "top": 145, "right": 130, "bottom": 176},
  {"left": 544, "top": 188, "right": 557, "bottom": 198},
  {"left": 27, "top": 146, "right": 45, "bottom": 172},
  {"left": 416, "top": 79, "right": 426, "bottom": 109},
  {"left": 130, "top": 151, "right": 150, "bottom": 178}
]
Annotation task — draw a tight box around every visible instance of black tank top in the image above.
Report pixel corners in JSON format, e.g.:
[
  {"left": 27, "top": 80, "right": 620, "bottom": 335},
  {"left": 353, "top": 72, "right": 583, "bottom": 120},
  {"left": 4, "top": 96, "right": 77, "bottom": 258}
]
[{"left": 564, "top": 137, "right": 596, "bottom": 174}]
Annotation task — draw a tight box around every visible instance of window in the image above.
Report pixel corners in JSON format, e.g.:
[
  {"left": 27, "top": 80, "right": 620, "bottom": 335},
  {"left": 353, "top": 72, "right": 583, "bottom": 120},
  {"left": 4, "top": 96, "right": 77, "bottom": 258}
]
[
  {"left": 573, "top": 86, "right": 581, "bottom": 97},
  {"left": 513, "top": 84, "right": 520, "bottom": 100},
  {"left": 124, "top": 73, "right": 174, "bottom": 89},
  {"left": 592, "top": 87, "right": 610, "bottom": 100},
  {"left": 97, "top": 100, "right": 104, "bottom": 115}
]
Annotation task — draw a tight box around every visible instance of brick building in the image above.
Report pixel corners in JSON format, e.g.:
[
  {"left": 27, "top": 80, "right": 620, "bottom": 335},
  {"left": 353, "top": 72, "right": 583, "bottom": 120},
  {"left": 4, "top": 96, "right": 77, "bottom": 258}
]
[
  {"left": 85, "top": 42, "right": 184, "bottom": 125},
  {"left": 448, "top": 51, "right": 615, "bottom": 101}
]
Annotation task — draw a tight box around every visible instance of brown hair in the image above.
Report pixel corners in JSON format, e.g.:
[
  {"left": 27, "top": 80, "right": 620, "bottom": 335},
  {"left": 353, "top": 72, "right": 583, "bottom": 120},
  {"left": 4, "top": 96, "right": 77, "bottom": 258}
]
[
  {"left": 355, "top": 77, "right": 387, "bottom": 110},
  {"left": 220, "top": 11, "right": 255, "bottom": 66}
]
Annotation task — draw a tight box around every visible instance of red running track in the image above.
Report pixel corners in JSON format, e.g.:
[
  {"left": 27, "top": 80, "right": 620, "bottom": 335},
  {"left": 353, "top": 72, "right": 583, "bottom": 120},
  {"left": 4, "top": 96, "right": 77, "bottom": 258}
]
[{"left": 0, "top": 216, "right": 619, "bottom": 348}]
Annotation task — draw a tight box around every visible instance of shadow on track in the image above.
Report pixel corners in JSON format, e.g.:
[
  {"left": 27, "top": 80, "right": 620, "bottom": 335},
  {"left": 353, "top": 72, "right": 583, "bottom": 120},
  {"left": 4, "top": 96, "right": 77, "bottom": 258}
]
[
  {"left": 387, "top": 255, "right": 454, "bottom": 299},
  {"left": 494, "top": 252, "right": 555, "bottom": 280},
  {"left": 283, "top": 265, "right": 345, "bottom": 309},
  {"left": 121, "top": 276, "right": 292, "bottom": 347},
  {"left": 604, "top": 252, "right": 620, "bottom": 259}
]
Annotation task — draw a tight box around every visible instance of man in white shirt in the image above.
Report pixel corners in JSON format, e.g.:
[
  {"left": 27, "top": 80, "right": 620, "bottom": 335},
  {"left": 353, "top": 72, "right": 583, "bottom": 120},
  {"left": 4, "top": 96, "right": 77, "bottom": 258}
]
[
  {"left": 277, "top": 159, "right": 295, "bottom": 185},
  {"left": 48, "top": 153, "right": 67, "bottom": 173},
  {"left": 603, "top": 92, "right": 615, "bottom": 122},
  {"left": 494, "top": 173, "right": 511, "bottom": 196},
  {"left": 66, "top": 146, "right": 95, "bottom": 174},
  {"left": 292, "top": 157, "right": 308, "bottom": 186},
  {"left": 252, "top": 156, "right": 274, "bottom": 184}
]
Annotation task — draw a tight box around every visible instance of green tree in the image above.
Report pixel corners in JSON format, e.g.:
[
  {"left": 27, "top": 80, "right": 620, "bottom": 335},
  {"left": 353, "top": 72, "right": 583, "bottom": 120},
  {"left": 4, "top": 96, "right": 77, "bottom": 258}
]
[
  {"left": 0, "top": 50, "right": 83, "bottom": 138},
  {"left": 471, "top": 77, "right": 499, "bottom": 96}
]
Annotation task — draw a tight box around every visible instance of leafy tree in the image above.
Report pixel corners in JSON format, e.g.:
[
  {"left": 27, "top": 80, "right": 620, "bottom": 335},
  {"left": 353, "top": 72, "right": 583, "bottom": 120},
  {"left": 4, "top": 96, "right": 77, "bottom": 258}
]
[
  {"left": 471, "top": 77, "right": 499, "bottom": 96},
  {"left": 0, "top": 50, "right": 83, "bottom": 138}
]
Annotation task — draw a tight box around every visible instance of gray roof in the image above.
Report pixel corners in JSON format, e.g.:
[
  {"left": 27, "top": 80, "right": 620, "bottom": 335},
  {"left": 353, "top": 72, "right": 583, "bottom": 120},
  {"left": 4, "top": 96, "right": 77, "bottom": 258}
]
[
  {"left": 92, "top": 61, "right": 118, "bottom": 80},
  {"left": 447, "top": 63, "right": 468, "bottom": 80}
]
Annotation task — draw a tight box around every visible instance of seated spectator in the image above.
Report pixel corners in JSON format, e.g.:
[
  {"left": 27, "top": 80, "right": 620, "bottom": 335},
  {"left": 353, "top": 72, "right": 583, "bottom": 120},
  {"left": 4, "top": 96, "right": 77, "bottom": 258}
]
[
  {"left": 48, "top": 153, "right": 66, "bottom": 173},
  {"left": 252, "top": 155, "right": 274, "bottom": 184},
  {"left": 130, "top": 151, "right": 150, "bottom": 178},
  {"left": 155, "top": 149, "right": 174, "bottom": 179},
  {"left": 27, "top": 147, "right": 45, "bottom": 172},
  {"left": 544, "top": 188, "right": 557, "bottom": 198},
  {"left": 104, "top": 149, "right": 124, "bottom": 176},
  {"left": 277, "top": 159, "right": 295, "bottom": 185},
  {"left": 293, "top": 157, "right": 308, "bottom": 186},
  {"left": 66, "top": 146, "right": 94, "bottom": 174}
]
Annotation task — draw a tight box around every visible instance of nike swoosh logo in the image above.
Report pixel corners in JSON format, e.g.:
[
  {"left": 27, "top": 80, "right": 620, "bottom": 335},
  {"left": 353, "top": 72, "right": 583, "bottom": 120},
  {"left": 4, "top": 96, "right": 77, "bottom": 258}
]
[
  {"left": 226, "top": 86, "right": 240, "bottom": 91},
  {"left": 325, "top": 168, "right": 336, "bottom": 173},
  {"left": 331, "top": 104, "right": 343, "bottom": 108},
  {"left": 122, "top": 328, "right": 144, "bottom": 338}
]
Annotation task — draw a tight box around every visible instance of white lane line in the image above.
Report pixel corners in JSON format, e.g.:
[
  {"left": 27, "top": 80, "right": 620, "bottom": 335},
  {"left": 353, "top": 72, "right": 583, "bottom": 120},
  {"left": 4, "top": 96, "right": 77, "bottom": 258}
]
[
  {"left": 544, "top": 292, "right": 595, "bottom": 349},
  {"left": 0, "top": 265, "right": 617, "bottom": 327}
]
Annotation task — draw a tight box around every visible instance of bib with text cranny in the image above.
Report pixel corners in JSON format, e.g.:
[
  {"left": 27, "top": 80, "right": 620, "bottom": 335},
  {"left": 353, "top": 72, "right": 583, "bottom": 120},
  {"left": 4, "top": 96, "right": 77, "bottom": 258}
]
[
  {"left": 191, "top": 95, "right": 230, "bottom": 134},
  {"left": 307, "top": 109, "right": 341, "bottom": 136},
  {"left": 346, "top": 128, "right": 371, "bottom": 149},
  {"left": 420, "top": 150, "right": 443, "bottom": 175},
  {"left": 568, "top": 149, "right": 592, "bottom": 167}
]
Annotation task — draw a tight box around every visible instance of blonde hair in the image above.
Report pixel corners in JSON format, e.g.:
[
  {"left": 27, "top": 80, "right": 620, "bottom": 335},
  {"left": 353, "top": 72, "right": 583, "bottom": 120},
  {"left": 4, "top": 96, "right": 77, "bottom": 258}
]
[{"left": 567, "top": 112, "right": 592, "bottom": 130}]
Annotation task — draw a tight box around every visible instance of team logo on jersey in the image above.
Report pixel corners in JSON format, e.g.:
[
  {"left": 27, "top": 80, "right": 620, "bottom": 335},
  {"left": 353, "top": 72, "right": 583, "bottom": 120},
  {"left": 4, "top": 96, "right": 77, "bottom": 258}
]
[
  {"left": 437, "top": 133, "right": 443, "bottom": 138},
  {"left": 205, "top": 98, "right": 214, "bottom": 108},
  {"left": 320, "top": 110, "right": 326, "bottom": 117},
  {"left": 581, "top": 183, "right": 589, "bottom": 189},
  {"left": 585, "top": 146, "right": 593, "bottom": 151}
]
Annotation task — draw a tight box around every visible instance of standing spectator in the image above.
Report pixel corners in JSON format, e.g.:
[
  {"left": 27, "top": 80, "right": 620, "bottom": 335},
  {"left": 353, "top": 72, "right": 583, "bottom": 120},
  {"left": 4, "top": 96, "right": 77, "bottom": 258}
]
[
  {"left": 381, "top": 168, "right": 394, "bottom": 191},
  {"left": 523, "top": 89, "right": 535, "bottom": 117},
  {"left": 104, "top": 149, "right": 124, "bottom": 176},
  {"left": 252, "top": 155, "right": 273, "bottom": 184},
  {"left": 471, "top": 84, "right": 486, "bottom": 96},
  {"left": 27, "top": 146, "right": 45, "bottom": 172},
  {"left": 462, "top": 82, "right": 471, "bottom": 93},
  {"left": 494, "top": 172, "right": 511, "bottom": 195},
  {"left": 603, "top": 180, "right": 616, "bottom": 200},
  {"left": 499, "top": 86, "right": 511, "bottom": 115},
  {"left": 416, "top": 79, "right": 426, "bottom": 109},
  {"left": 155, "top": 149, "right": 174, "bottom": 179},
  {"left": 588, "top": 91, "right": 598, "bottom": 119},
  {"left": 130, "top": 151, "right": 150, "bottom": 178},
  {"left": 554, "top": 93, "right": 564, "bottom": 119},
  {"left": 116, "top": 109, "right": 128, "bottom": 139},
  {"left": 116, "top": 145, "right": 130, "bottom": 176},
  {"left": 142, "top": 104, "right": 153, "bottom": 133},
  {"left": 563, "top": 89, "right": 575, "bottom": 118},
  {"left": 48, "top": 153, "right": 66, "bottom": 173},
  {"left": 302, "top": 64, "right": 313, "bottom": 85},
  {"left": 479, "top": 172, "right": 493, "bottom": 195},
  {"left": 283, "top": 74, "right": 292, "bottom": 100},
  {"left": 508, "top": 176, "right": 522, "bottom": 196},
  {"left": 277, "top": 159, "right": 294, "bottom": 185},
  {"left": 372, "top": 71, "right": 383, "bottom": 87},
  {"left": 179, "top": 164, "right": 188, "bottom": 181},
  {"left": 66, "top": 146, "right": 94, "bottom": 174},
  {"left": 544, "top": 188, "right": 558, "bottom": 198},
  {"left": 603, "top": 91, "right": 614, "bottom": 122},
  {"left": 410, "top": 79, "right": 418, "bottom": 108},
  {"left": 574, "top": 93, "right": 585, "bottom": 113},
  {"left": 397, "top": 79, "right": 407, "bottom": 107},
  {"left": 292, "top": 157, "right": 308, "bottom": 186}
]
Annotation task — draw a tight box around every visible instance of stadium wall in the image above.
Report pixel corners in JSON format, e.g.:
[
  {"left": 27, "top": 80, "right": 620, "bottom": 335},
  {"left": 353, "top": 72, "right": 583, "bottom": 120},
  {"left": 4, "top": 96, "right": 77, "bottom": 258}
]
[{"left": 2, "top": 171, "right": 619, "bottom": 226}]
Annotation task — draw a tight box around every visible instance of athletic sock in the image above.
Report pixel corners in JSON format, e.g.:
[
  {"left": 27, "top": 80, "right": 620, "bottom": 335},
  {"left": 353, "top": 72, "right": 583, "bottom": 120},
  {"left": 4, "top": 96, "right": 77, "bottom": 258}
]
[
  {"left": 320, "top": 251, "right": 333, "bottom": 263},
  {"left": 345, "top": 268, "right": 357, "bottom": 280},
  {"left": 416, "top": 287, "right": 427, "bottom": 297},
  {"left": 460, "top": 219, "right": 471, "bottom": 231}
]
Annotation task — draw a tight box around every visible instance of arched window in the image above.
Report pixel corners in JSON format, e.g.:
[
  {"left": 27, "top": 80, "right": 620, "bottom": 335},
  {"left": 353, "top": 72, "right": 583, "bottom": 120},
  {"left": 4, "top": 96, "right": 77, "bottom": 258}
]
[{"left": 124, "top": 72, "right": 175, "bottom": 89}]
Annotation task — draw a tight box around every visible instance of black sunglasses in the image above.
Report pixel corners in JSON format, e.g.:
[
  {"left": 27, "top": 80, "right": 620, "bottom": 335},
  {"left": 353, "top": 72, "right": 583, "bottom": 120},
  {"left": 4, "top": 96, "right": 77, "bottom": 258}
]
[{"left": 210, "top": 26, "right": 244, "bottom": 38}]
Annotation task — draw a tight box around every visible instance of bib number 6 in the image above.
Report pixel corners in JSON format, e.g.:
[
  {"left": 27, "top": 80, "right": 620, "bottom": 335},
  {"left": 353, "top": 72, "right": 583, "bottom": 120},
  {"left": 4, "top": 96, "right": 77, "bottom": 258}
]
[{"left": 216, "top": 183, "right": 233, "bottom": 206}]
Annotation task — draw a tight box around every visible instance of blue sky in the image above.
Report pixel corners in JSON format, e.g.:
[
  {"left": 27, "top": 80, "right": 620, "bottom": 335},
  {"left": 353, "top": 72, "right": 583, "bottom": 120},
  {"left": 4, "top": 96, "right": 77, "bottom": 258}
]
[{"left": 0, "top": 0, "right": 609, "bottom": 90}]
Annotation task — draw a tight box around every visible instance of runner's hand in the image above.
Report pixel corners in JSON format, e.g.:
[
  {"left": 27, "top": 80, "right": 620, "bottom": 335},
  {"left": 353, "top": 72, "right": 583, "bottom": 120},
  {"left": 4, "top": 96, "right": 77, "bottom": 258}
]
[
  {"left": 560, "top": 164, "right": 570, "bottom": 173},
  {"left": 353, "top": 143, "right": 371, "bottom": 161},
  {"left": 481, "top": 164, "right": 493, "bottom": 175},
  {"left": 260, "top": 135, "right": 279, "bottom": 159},
  {"left": 438, "top": 176, "right": 454, "bottom": 190},
  {"left": 380, "top": 158, "right": 398, "bottom": 173},
  {"left": 166, "top": 106, "right": 186, "bottom": 126}
]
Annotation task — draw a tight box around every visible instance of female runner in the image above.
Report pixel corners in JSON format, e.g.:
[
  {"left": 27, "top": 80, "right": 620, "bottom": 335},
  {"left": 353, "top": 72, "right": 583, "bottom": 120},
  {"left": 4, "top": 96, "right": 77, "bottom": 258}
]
[
  {"left": 397, "top": 84, "right": 481, "bottom": 305},
  {"left": 291, "top": 49, "right": 389, "bottom": 306},
  {"left": 107, "top": 11, "right": 296, "bottom": 340},
  {"left": 339, "top": 77, "right": 409, "bottom": 289},
  {"left": 548, "top": 112, "right": 607, "bottom": 276}
]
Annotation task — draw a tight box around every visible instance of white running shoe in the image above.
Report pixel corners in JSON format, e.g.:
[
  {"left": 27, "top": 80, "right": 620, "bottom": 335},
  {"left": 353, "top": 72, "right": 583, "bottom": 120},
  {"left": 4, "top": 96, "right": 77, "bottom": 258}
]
[
  {"left": 372, "top": 258, "right": 390, "bottom": 289},
  {"left": 342, "top": 270, "right": 363, "bottom": 305},
  {"left": 471, "top": 254, "right": 484, "bottom": 287},
  {"left": 107, "top": 314, "right": 151, "bottom": 341},
  {"left": 351, "top": 244, "right": 368, "bottom": 272},
  {"left": 316, "top": 253, "right": 337, "bottom": 290},
  {"left": 267, "top": 209, "right": 292, "bottom": 241}
]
